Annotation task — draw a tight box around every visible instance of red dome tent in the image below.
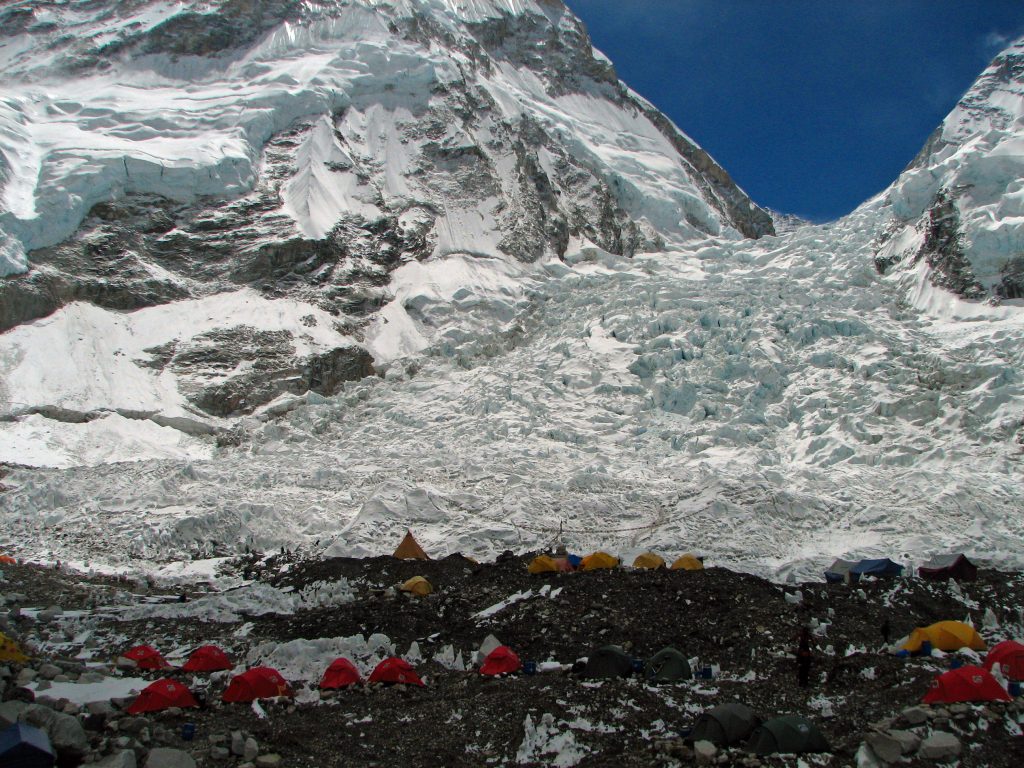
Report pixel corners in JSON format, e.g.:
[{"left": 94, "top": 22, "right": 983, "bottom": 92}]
[
  {"left": 181, "top": 645, "right": 233, "bottom": 673},
  {"left": 922, "top": 665, "right": 1012, "bottom": 704},
  {"left": 480, "top": 646, "right": 522, "bottom": 676},
  {"left": 368, "top": 658, "right": 424, "bottom": 687},
  {"left": 985, "top": 640, "right": 1024, "bottom": 682},
  {"left": 222, "top": 667, "right": 293, "bottom": 702},
  {"left": 126, "top": 678, "right": 199, "bottom": 714},
  {"left": 123, "top": 645, "right": 171, "bottom": 670},
  {"left": 319, "top": 658, "right": 361, "bottom": 690}
]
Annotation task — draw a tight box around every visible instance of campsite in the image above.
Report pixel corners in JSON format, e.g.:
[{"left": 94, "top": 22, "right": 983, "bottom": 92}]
[{"left": 1, "top": 547, "right": 1024, "bottom": 767}]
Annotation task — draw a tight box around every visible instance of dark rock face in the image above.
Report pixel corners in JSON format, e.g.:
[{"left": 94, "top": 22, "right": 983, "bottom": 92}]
[{"left": 914, "top": 190, "right": 985, "bottom": 300}]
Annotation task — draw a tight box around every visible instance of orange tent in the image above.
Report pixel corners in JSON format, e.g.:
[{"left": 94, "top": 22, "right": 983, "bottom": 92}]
[
  {"left": 671, "top": 554, "right": 704, "bottom": 571},
  {"left": 393, "top": 531, "right": 429, "bottom": 560},
  {"left": 0, "top": 555, "right": 17, "bottom": 565},
  {"left": 581, "top": 552, "right": 619, "bottom": 571}
]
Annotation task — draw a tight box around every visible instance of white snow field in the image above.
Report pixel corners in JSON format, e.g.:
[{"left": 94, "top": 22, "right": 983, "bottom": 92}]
[{"left": 0, "top": 4, "right": 1023, "bottom": 580}]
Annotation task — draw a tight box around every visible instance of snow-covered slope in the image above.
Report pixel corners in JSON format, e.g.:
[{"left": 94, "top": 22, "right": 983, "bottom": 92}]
[{"left": 0, "top": 7, "right": 1023, "bottom": 580}]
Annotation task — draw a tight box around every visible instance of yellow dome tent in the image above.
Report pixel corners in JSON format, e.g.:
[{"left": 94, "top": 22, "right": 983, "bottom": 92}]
[
  {"left": 528, "top": 555, "right": 560, "bottom": 574},
  {"left": 633, "top": 552, "right": 666, "bottom": 570},
  {"left": 393, "top": 531, "right": 429, "bottom": 560},
  {"left": 581, "top": 552, "right": 619, "bottom": 571},
  {"left": 0, "top": 631, "right": 29, "bottom": 663},
  {"left": 399, "top": 576, "right": 433, "bottom": 597},
  {"left": 900, "top": 621, "right": 986, "bottom": 653},
  {"left": 670, "top": 554, "right": 704, "bottom": 571}
]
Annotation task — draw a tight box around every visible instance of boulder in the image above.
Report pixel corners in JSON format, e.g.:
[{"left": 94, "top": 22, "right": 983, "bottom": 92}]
[
  {"left": 231, "top": 731, "right": 246, "bottom": 756},
  {"left": 888, "top": 730, "right": 921, "bottom": 755},
  {"left": 918, "top": 732, "right": 961, "bottom": 761},
  {"left": 865, "top": 731, "right": 902, "bottom": 763},
  {"left": 211, "top": 746, "right": 231, "bottom": 760},
  {"left": 94, "top": 750, "right": 138, "bottom": 768},
  {"left": 0, "top": 699, "right": 30, "bottom": 727},
  {"left": 255, "top": 755, "right": 282, "bottom": 768},
  {"left": 694, "top": 739, "right": 717, "bottom": 766},
  {"left": 38, "top": 663, "right": 63, "bottom": 680},
  {"left": 900, "top": 706, "right": 929, "bottom": 726},
  {"left": 145, "top": 748, "right": 198, "bottom": 768},
  {"left": 244, "top": 737, "right": 259, "bottom": 761}
]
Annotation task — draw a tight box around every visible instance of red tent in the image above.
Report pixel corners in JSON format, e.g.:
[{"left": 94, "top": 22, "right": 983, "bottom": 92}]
[
  {"left": 123, "top": 645, "right": 171, "bottom": 670},
  {"left": 922, "top": 665, "right": 1012, "bottom": 704},
  {"left": 480, "top": 646, "right": 522, "bottom": 676},
  {"left": 181, "top": 645, "right": 233, "bottom": 673},
  {"left": 319, "top": 658, "right": 361, "bottom": 690},
  {"left": 222, "top": 667, "right": 293, "bottom": 703},
  {"left": 368, "top": 657, "right": 424, "bottom": 687},
  {"left": 985, "top": 640, "right": 1024, "bottom": 682},
  {"left": 126, "top": 678, "right": 199, "bottom": 714}
]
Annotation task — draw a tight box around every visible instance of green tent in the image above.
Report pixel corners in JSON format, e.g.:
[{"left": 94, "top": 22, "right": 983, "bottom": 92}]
[
  {"left": 690, "top": 703, "right": 760, "bottom": 746},
  {"left": 746, "top": 715, "right": 829, "bottom": 755},
  {"left": 583, "top": 645, "right": 633, "bottom": 679},
  {"left": 644, "top": 647, "right": 691, "bottom": 683}
]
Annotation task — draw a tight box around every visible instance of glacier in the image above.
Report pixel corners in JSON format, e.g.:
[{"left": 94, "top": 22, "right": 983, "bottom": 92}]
[{"left": 0, "top": 1, "right": 1023, "bottom": 581}]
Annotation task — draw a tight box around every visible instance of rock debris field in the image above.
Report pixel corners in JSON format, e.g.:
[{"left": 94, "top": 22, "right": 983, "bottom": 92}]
[{"left": 2, "top": 553, "right": 1024, "bottom": 767}]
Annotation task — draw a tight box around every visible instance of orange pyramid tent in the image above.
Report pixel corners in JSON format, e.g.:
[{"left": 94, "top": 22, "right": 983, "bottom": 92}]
[{"left": 393, "top": 531, "right": 429, "bottom": 560}]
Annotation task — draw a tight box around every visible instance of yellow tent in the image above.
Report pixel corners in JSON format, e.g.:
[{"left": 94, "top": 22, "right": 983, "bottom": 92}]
[
  {"left": 581, "top": 552, "right": 619, "bottom": 571},
  {"left": 900, "top": 621, "right": 987, "bottom": 653},
  {"left": 393, "top": 531, "right": 429, "bottom": 560},
  {"left": 633, "top": 552, "right": 666, "bottom": 570},
  {"left": 670, "top": 554, "right": 704, "bottom": 571},
  {"left": 528, "top": 555, "right": 560, "bottom": 574},
  {"left": 399, "top": 576, "right": 433, "bottom": 597},
  {"left": 0, "top": 631, "right": 29, "bottom": 663}
]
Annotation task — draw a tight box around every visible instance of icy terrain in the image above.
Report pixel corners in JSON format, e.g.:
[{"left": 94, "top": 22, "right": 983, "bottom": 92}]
[{"left": 0, "top": 3, "right": 1023, "bottom": 580}]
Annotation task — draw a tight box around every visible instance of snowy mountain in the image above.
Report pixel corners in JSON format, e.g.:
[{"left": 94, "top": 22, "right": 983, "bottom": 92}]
[{"left": 1, "top": 4, "right": 1023, "bottom": 580}]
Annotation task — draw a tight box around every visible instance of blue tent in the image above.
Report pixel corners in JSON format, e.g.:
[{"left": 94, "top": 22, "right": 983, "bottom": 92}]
[
  {"left": 849, "top": 558, "right": 903, "bottom": 580},
  {"left": 0, "top": 722, "right": 55, "bottom": 768}
]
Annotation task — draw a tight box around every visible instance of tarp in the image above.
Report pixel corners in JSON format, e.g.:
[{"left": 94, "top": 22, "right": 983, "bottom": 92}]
[
  {"left": 985, "top": 640, "right": 1024, "bottom": 681},
  {"left": 320, "top": 658, "right": 361, "bottom": 689},
  {"left": 919, "top": 554, "right": 977, "bottom": 582},
  {"left": 901, "top": 621, "right": 987, "bottom": 653},
  {"left": 690, "top": 703, "right": 760, "bottom": 747},
  {"left": 823, "top": 559, "right": 856, "bottom": 584},
  {"left": 126, "top": 678, "right": 199, "bottom": 714},
  {"left": 222, "top": 667, "right": 293, "bottom": 702},
  {"left": 369, "top": 657, "right": 424, "bottom": 686},
  {"left": 0, "top": 722, "right": 54, "bottom": 768},
  {"left": 583, "top": 645, "right": 633, "bottom": 679},
  {"left": 644, "top": 647, "right": 691, "bottom": 683},
  {"left": 181, "top": 645, "right": 232, "bottom": 673},
  {"left": 849, "top": 558, "right": 903, "bottom": 579},
  {"left": 123, "top": 645, "right": 171, "bottom": 670},
  {"left": 0, "top": 631, "right": 29, "bottom": 663},
  {"left": 923, "top": 665, "right": 1012, "bottom": 704},
  {"left": 480, "top": 646, "right": 522, "bottom": 676},
  {"left": 671, "top": 554, "right": 704, "bottom": 571},
  {"left": 746, "top": 715, "right": 829, "bottom": 755},
  {"left": 581, "top": 552, "right": 619, "bottom": 571},
  {"left": 400, "top": 576, "right": 433, "bottom": 596},
  {"left": 633, "top": 552, "right": 666, "bottom": 570},
  {"left": 393, "top": 531, "right": 429, "bottom": 560}
]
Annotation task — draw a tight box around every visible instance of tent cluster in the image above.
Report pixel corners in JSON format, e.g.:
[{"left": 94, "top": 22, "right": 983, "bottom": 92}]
[
  {"left": 528, "top": 551, "right": 704, "bottom": 574},
  {"left": 688, "top": 704, "right": 829, "bottom": 756}
]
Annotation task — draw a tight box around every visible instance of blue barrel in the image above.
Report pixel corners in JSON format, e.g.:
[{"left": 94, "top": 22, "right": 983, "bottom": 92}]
[
  {"left": 181, "top": 723, "right": 196, "bottom": 741},
  {"left": 523, "top": 661, "right": 537, "bottom": 675},
  {"left": 950, "top": 657, "right": 963, "bottom": 669},
  {"left": 920, "top": 640, "right": 933, "bottom": 656}
]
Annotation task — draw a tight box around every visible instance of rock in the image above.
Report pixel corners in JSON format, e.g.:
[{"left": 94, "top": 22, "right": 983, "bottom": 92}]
[
  {"left": 694, "top": 739, "right": 717, "bottom": 765},
  {"left": 87, "top": 700, "right": 115, "bottom": 717},
  {"left": 120, "top": 717, "right": 149, "bottom": 735},
  {"left": 243, "top": 736, "right": 259, "bottom": 761},
  {"left": 40, "top": 708, "right": 89, "bottom": 755},
  {"left": 145, "top": 748, "right": 198, "bottom": 768},
  {"left": 948, "top": 703, "right": 970, "bottom": 716},
  {"left": 80, "top": 672, "right": 107, "bottom": 683},
  {"left": 0, "top": 699, "right": 30, "bottom": 727},
  {"left": 231, "top": 731, "right": 245, "bottom": 756},
  {"left": 918, "top": 732, "right": 961, "bottom": 760},
  {"left": 15, "top": 668, "right": 37, "bottom": 685},
  {"left": 255, "top": 755, "right": 282, "bottom": 768},
  {"left": 211, "top": 746, "right": 231, "bottom": 760},
  {"left": 94, "top": 750, "right": 138, "bottom": 768},
  {"left": 38, "top": 663, "right": 63, "bottom": 680},
  {"left": 900, "top": 706, "right": 929, "bottom": 726},
  {"left": 865, "top": 731, "right": 902, "bottom": 763},
  {"left": 116, "top": 657, "right": 138, "bottom": 671},
  {"left": 888, "top": 730, "right": 921, "bottom": 755}
]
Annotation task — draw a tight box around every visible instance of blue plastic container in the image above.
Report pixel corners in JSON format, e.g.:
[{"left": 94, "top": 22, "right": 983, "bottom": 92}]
[
  {"left": 181, "top": 723, "right": 196, "bottom": 741},
  {"left": 1009, "top": 681, "right": 1021, "bottom": 697},
  {"left": 523, "top": 661, "right": 537, "bottom": 675},
  {"left": 920, "top": 640, "right": 933, "bottom": 656},
  {"left": 950, "top": 657, "right": 963, "bottom": 669}
]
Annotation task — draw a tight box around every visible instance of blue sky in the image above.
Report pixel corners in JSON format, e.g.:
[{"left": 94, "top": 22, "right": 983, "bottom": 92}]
[{"left": 567, "top": 1, "right": 1024, "bottom": 221}]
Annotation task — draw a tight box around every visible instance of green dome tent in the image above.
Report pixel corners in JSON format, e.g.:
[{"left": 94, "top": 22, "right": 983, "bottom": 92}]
[
  {"left": 746, "top": 715, "right": 829, "bottom": 755},
  {"left": 583, "top": 645, "right": 633, "bottom": 679},
  {"left": 644, "top": 647, "right": 691, "bottom": 683},
  {"left": 690, "top": 703, "right": 760, "bottom": 747}
]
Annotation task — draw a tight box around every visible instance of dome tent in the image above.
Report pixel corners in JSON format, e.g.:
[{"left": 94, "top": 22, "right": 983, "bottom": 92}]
[
  {"left": 369, "top": 657, "right": 424, "bottom": 686},
  {"left": 644, "top": 647, "right": 691, "bottom": 683},
  {"left": 985, "top": 640, "right": 1024, "bottom": 681},
  {"left": 181, "top": 645, "right": 232, "bottom": 673},
  {"left": 581, "top": 552, "right": 619, "bottom": 571},
  {"left": 480, "top": 646, "right": 522, "bottom": 676},
  {"left": 0, "top": 631, "right": 29, "bottom": 664},
  {"left": 671, "top": 554, "right": 704, "bottom": 571},
  {"left": 633, "top": 552, "right": 666, "bottom": 569},
  {"left": 222, "top": 667, "right": 293, "bottom": 702},
  {"left": 583, "top": 645, "right": 633, "bottom": 679},
  {"left": 918, "top": 554, "right": 977, "bottom": 582},
  {"left": 900, "top": 621, "right": 986, "bottom": 654},
  {"left": 320, "top": 658, "right": 361, "bottom": 690},
  {"left": 123, "top": 645, "right": 171, "bottom": 670},
  {"left": 690, "top": 703, "right": 760, "bottom": 747},
  {"left": 126, "top": 678, "right": 200, "bottom": 714},
  {"left": 849, "top": 558, "right": 903, "bottom": 580},
  {"left": 746, "top": 715, "right": 829, "bottom": 755},
  {"left": 922, "top": 665, "right": 1012, "bottom": 704},
  {"left": 400, "top": 576, "right": 433, "bottom": 596}
]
